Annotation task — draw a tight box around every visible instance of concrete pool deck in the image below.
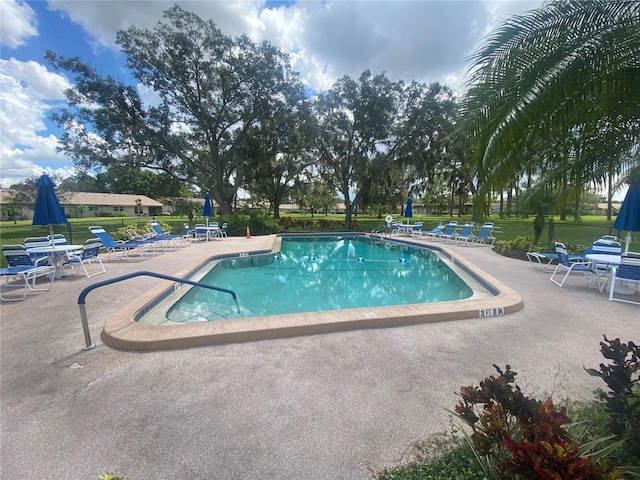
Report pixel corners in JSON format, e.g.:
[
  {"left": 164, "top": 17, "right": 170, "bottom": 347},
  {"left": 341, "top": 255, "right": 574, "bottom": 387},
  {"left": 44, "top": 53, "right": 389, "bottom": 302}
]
[{"left": 1, "top": 234, "right": 638, "bottom": 479}]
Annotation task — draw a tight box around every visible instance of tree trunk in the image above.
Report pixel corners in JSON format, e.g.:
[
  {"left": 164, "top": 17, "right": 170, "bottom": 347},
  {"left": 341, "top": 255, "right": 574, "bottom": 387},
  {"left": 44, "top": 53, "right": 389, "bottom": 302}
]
[
  {"left": 344, "top": 199, "right": 352, "bottom": 224},
  {"left": 533, "top": 215, "right": 545, "bottom": 245},
  {"left": 607, "top": 170, "right": 613, "bottom": 221}
]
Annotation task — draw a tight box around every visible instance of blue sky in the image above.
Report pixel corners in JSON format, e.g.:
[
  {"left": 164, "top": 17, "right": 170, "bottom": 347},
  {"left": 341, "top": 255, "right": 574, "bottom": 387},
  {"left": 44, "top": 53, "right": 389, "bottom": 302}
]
[{"left": 0, "top": 0, "right": 544, "bottom": 189}]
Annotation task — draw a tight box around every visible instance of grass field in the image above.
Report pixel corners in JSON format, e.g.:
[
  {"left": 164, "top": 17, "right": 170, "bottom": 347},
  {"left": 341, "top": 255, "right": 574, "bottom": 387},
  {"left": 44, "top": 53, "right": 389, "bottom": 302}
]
[{"left": 1, "top": 213, "right": 636, "bottom": 268}]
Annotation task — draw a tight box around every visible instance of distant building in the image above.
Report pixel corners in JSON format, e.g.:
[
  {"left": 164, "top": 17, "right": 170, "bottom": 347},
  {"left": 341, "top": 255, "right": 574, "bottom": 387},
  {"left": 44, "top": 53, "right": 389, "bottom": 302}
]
[
  {"left": 62, "top": 192, "right": 164, "bottom": 218},
  {"left": 0, "top": 190, "right": 164, "bottom": 220}
]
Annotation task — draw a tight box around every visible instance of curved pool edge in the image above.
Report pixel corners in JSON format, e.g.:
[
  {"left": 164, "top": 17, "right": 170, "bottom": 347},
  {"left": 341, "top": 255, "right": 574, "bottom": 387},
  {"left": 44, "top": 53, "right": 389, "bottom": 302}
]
[{"left": 101, "top": 237, "right": 524, "bottom": 350}]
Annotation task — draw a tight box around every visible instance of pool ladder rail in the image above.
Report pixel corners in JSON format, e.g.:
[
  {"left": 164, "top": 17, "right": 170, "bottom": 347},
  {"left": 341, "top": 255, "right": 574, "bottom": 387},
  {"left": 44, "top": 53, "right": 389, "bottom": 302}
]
[{"left": 76, "top": 270, "right": 239, "bottom": 351}]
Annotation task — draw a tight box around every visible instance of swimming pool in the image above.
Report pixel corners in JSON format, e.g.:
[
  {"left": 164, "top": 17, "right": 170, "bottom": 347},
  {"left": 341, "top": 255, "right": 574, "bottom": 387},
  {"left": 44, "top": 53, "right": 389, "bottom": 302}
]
[
  {"left": 102, "top": 234, "right": 524, "bottom": 350},
  {"left": 165, "top": 236, "right": 473, "bottom": 321}
]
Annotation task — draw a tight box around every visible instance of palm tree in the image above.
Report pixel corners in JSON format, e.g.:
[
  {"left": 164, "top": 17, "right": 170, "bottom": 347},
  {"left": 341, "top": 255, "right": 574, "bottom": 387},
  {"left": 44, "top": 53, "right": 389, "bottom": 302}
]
[{"left": 461, "top": 0, "right": 640, "bottom": 217}]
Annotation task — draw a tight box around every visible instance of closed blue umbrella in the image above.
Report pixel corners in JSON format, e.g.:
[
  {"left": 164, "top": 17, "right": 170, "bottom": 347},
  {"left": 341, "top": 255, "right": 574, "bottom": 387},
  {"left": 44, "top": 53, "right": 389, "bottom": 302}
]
[
  {"left": 404, "top": 198, "right": 413, "bottom": 224},
  {"left": 203, "top": 193, "right": 213, "bottom": 224},
  {"left": 613, "top": 180, "right": 640, "bottom": 253},
  {"left": 33, "top": 174, "right": 68, "bottom": 245}
]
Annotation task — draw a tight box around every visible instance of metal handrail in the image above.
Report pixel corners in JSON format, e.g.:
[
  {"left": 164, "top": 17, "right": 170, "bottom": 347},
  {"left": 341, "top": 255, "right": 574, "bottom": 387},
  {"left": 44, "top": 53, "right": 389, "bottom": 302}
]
[{"left": 77, "top": 270, "right": 240, "bottom": 351}]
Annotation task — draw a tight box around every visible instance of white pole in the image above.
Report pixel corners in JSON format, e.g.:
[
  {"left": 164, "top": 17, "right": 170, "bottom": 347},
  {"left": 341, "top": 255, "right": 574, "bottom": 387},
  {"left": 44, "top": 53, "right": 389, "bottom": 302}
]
[{"left": 625, "top": 232, "right": 632, "bottom": 253}]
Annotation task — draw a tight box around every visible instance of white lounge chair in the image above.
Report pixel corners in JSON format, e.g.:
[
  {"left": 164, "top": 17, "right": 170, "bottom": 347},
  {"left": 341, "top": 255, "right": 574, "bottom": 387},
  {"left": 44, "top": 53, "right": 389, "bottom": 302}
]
[
  {"left": 1, "top": 245, "right": 56, "bottom": 301},
  {"left": 550, "top": 242, "right": 599, "bottom": 288}
]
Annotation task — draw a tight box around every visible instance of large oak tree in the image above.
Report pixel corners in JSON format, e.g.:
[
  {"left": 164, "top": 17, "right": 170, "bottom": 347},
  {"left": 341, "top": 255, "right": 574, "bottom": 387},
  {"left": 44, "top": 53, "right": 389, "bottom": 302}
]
[{"left": 47, "top": 5, "right": 306, "bottom": 214}]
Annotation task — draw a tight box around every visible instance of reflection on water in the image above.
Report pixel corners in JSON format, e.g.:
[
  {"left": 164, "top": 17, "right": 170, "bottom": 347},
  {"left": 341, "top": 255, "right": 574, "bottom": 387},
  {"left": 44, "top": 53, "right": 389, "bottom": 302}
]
[{"left": 167, "top": 236, "right": 473, "bottom": 322}]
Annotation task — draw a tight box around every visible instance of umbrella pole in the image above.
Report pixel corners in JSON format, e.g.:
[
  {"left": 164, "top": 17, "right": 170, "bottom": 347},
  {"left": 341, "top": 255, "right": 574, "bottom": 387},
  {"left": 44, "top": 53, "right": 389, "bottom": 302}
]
[
  {"left": 49, "top": 225, "right": 55, "bottom": 246},
  {"left": 625, "top": 232, "right": 632, "bottom": 253}
]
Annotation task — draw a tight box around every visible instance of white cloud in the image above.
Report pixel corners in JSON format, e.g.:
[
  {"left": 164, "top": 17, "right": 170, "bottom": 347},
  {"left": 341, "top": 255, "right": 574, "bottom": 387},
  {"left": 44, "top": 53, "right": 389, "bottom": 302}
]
[
  {"left": 0, "top": 0, "right": 38, "bottom": 49},
  {"left": 0, "top": 58, "right": 72, "bottom": 187},
  {"left": 45, "top": 0, "right": 502, "bottom": 91},
  {"left": 1, "top": 0, "right": 546, "bottom": 188}
]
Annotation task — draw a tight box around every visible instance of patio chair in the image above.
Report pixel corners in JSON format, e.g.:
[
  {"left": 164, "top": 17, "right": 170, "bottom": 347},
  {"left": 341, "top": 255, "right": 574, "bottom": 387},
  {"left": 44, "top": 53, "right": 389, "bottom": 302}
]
[
  {"left": 410, "top": 221, "right": 423, "bottom": 236},
  {"left": 218, "top": 223, "right": 228, "bottom": 238},
  {"left": 449, "top": 222, "right": 475, "bottom": 243},
  {"left": 23, "top": 236, "right": 52, "bottom": 263},
  {"left": 193, "top": 224, "right": 210, "bottom": 241},
  {"left": 608, "top": 252, "right": 640, "bottom": 305},
  {"left": 63, "top": 239, "right": 106, "bottom": 278},
  {"left": 435, "top": 221, "right": 459, "bottom": 241},
  {"left": 391, "top": 222, "right": 404, "bottom": 236},
  {"left": 88, "top": 226, "right": 152, "bottom": 260},
  {"left": 149, "top": 220, "right": 186, "bottom": 246},
  {"left": 586, "top": 237, "right": 623, "bottom": 290},
  {"left": 47, "top": 234, "right": 68, "bottom": 246},
  {"left": 1, "top": 245, "right": 56, "bottom": 301},
  {"left": 419, "top": 223, "right": 445, "bottom": 239},
  {"left": 465, "top": 223, "right": 496, "bottom": 246},
  {"left": 527, "top": 247, "right": 584, "bottom": 271},
  {"left": 184, "top": 223, "right": 196, "bottom": 239},
  {"left": 549, "top": 242, "right": 599, "bottom": 288}
]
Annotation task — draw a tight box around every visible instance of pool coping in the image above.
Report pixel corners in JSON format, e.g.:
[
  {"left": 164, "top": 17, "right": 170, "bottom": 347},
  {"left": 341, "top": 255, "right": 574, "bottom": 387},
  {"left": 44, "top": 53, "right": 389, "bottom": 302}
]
[{"left": 101, "top": 234, "right": 524, "bottom": 350}]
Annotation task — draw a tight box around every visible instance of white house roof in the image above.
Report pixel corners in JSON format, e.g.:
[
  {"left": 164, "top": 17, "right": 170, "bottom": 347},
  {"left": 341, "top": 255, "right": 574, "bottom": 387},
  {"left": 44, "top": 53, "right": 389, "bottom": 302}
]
[{"left": 62, "top": 192, "right": 163, "bottom": 207}]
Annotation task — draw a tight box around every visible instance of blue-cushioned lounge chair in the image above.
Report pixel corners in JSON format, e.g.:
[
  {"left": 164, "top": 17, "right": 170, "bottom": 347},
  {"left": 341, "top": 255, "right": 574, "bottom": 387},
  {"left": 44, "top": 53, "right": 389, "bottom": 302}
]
[
  {"left": 127, "top": 224, "right": 177, "bottom": 251},
  {"left": 550, "top": 242, "right": 598, "bottom": 288},
  {"left": 464, "top": 223, "right": 496, "bottom": 246},
  {"left": 419, "top": 223, "right": 445, "bottom": 239},
  {"left": 527, "top": 249, "right": 584, "bottom": 271},
  {"left": 449, "top": 222, "right": 474, "bottom": 243},
  {"left": 608, "top": 252, "right": 640, "bottom": 305},
  {"left": 1, "top": 245, "right": 56, "bottom": 301},
  {"left": 149, "top": 220, "right": 186, "bottom": 246},
  {"left": 88, "top": 226, "right": 151, "bottom": 260},
  {"left": 436, "top": 221, "right": 460, "bottom": 241}
]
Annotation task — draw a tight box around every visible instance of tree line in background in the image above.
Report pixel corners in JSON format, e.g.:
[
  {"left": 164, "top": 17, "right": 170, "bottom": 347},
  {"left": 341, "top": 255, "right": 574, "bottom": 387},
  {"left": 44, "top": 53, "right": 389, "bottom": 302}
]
[{"left": 6, "top": 1, "right": 637, "bottom": 224}]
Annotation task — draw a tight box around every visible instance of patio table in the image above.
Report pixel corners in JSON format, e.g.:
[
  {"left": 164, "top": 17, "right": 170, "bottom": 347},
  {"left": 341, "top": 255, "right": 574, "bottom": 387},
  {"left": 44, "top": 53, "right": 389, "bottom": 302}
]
[
  {"left": 584, "top": 254, "right": 634, "bottom": 295},
  {"left": 26, "top": 245, "right": 83, "bottom": 279}
]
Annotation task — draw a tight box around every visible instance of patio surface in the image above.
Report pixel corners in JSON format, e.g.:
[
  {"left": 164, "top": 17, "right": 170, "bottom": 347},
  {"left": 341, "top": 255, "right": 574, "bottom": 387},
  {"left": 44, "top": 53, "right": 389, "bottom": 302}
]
[{"left": 1, "top": 234, "right": 637, "bottom": 480}]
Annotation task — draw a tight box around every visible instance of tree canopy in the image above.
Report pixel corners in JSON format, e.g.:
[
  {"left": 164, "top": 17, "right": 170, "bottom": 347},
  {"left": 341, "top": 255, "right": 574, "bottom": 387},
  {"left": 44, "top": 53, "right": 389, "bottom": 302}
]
[{"left": 47, "top": 5, "right": 307, "bottom": 215}]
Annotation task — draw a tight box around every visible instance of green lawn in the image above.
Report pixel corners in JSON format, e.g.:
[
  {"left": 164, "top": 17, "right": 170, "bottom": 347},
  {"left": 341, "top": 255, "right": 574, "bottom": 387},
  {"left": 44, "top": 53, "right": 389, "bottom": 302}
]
[{"left": 1, "top": 213, "right": 636, "bottom": 268}]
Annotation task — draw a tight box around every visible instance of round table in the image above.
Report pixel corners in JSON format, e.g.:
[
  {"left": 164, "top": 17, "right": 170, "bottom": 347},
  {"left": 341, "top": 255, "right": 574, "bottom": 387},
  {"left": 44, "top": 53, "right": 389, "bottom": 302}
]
[
  {"left": 26, "top": 245, "right": 83, "bottom": 279},
  {"left": 584, "top": 254, "right": 634, "bottom": 295}
]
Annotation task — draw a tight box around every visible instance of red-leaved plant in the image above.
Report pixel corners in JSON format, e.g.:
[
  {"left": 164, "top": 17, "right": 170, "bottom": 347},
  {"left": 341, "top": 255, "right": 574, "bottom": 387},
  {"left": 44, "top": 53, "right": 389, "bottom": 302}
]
[{"left": 455, "top": 365, "right": 621, "bottom": 479}]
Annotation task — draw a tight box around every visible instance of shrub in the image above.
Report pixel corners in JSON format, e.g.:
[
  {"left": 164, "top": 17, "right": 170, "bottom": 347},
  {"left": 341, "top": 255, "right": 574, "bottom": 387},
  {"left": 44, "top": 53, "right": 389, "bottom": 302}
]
[
  {"left": 279, "top": 216, "right": 298, "bottom": 230},
  {"left": 111, "top": 224, "right": 147, "bottom": 241},
  {"left": 318, "top": 218, "right": 336, "bottom": 231},
  {"left": 454, "top": 365, "right": 621, "bottom": 479},
  {"left": 495, "top": 236, "right": 587, "bottom": 257},
  {"left": 586, "top": 336, "right": 640, "bottom": 466}
]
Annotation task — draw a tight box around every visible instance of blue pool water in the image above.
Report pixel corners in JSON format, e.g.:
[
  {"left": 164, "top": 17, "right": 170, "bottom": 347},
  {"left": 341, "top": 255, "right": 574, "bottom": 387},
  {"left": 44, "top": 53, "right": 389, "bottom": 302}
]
[{"left": 166, "top": 236, "right": 473, "bottom": 322}]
